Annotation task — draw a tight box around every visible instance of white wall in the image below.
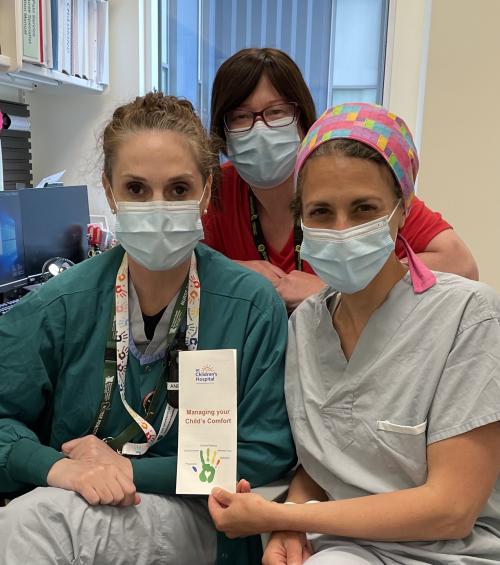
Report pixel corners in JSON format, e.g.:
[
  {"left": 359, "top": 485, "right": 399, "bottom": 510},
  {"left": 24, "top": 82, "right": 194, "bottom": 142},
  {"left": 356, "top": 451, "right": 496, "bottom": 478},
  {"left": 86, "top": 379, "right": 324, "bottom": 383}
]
[
  {"left": 387, "top": 0, "right": 500, "bottom": 290},
  {"left": 417, "top": 0, "right": 500, "bottom": 289},
  {"left": 384, "top": 0, "right": 430, "bottom": 143},
  {"left": 27, "top": 0, "right": 148, "bottom": 225}
]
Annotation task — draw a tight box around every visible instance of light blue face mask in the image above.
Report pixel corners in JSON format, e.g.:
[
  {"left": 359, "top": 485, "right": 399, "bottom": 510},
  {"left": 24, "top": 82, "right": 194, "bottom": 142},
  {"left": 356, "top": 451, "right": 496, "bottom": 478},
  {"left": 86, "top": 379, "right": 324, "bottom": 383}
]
[
  {"left": 113, "top": 190, "right": 206, "bottom": 271},
  {"left": 226, "top": 119, "right": 300, "bottom": 189},
  {"left": 300, "top": 202, "right": 400, "bottom": 294}
]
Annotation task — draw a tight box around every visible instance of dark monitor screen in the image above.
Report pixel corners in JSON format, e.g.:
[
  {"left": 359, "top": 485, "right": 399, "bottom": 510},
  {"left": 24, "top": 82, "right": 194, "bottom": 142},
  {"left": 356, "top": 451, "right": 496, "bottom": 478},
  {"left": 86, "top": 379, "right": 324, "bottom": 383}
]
[
  {"left": 0, "top": 191, "right": 27, "bottom": 292},
  {"left": 18, "top": 186, "right": 90, "bottom": 277}
]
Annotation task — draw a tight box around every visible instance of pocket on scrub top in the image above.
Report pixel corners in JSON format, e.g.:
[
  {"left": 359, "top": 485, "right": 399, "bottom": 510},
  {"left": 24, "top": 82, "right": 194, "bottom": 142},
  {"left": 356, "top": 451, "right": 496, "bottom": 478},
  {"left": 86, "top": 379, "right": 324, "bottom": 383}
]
[
  {"left": 376, "top": 419, "right": 428, "bottom": 485},
  {"left": 376, "top": 420, "right": 427, "bottom": 435},
  {"left": 321, "top": 406, "right": 354, "bottom": 451}
]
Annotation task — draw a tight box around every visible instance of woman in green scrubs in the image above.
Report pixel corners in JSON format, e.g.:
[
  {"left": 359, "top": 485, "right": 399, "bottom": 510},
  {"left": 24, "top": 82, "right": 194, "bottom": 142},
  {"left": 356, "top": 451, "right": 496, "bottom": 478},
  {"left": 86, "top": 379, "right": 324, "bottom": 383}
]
[{"left": 0, "top": 92, "right": 295, "bottom": 565}]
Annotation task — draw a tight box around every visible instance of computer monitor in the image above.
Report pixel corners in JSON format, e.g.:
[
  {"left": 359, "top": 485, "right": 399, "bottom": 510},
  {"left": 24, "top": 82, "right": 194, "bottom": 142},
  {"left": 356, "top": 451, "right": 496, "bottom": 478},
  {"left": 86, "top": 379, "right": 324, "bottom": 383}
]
[
  {"left": 0, "top": 191, "right": 28, "bottom": 292},
  {"left": 18, "top": 186, "right": 90, "bottom": 278}
]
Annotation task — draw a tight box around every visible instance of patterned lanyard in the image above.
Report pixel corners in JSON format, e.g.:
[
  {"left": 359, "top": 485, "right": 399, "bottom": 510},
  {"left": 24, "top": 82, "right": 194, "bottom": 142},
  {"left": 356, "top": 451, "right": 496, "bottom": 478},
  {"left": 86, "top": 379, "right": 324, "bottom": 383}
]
[
  {"left": 248, "top": 190, "right": 303, "bottom": 271},
  {"left": 110, "top": 252, "right": 201, "bottom": 456}
]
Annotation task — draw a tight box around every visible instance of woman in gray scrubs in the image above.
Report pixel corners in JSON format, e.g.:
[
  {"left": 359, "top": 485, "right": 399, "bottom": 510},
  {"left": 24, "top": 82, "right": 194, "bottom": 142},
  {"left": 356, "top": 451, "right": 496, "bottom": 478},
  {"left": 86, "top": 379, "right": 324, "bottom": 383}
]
[{"left": 208, "top": 103, "right": 500, "bottom": 564}]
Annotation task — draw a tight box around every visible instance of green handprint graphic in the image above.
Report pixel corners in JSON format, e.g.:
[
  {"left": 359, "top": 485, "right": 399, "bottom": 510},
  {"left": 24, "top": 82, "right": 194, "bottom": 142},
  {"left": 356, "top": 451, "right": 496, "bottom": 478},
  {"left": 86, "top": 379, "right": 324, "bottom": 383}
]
[{"left": 196, "top": 447, "right": 220, "bottom": 483}]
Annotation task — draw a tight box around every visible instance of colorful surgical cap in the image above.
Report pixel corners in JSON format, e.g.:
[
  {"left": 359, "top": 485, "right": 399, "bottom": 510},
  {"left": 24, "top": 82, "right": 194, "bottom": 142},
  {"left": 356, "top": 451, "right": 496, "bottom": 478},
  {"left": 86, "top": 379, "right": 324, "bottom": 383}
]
[{"left": 294, "top": 103, "right": 419, "bottom": 212}]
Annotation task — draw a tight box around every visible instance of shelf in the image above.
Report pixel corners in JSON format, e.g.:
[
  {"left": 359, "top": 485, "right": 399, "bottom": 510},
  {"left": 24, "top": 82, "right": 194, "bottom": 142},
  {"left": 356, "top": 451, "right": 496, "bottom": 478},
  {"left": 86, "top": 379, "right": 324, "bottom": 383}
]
[
  {"left": 0, "top": 0, "right": 108, "bottom": 94},
  {"left": 4, "top": 63, "right": 106, "bottom": 93}
]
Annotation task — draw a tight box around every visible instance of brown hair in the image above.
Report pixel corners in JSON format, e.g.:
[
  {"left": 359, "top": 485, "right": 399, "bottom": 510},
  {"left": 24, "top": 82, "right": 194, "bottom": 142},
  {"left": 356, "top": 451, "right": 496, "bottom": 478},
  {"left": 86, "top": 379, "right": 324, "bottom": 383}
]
[
  {"left": 293, "top": 139, "right": 401, "bottom": 220},
  {"left": 102, "top": 92, "right": 219, "bottom": 187},
  {"left": 210, "top": 48, "right": 316, "bottom": 153}
]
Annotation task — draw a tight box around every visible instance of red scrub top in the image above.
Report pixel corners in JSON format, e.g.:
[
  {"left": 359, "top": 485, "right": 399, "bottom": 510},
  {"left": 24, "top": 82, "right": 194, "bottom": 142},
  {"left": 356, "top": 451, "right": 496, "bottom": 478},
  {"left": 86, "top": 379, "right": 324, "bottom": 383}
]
[{"left": 203, "top": 163, "right": 451, "bottom": 275}]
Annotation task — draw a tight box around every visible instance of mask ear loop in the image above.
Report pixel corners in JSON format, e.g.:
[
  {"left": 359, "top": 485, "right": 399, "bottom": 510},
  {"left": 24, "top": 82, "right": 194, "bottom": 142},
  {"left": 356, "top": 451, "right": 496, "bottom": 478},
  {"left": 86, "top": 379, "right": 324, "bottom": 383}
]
[
  {"left": 388, "top": 199, "right": 401, "bottom": 222},
  {"left": 109, "top": 188, "right": 119, "bottom": 214},
  {"left": 198, "top": 183, "right": 209, "bottom": 214}
]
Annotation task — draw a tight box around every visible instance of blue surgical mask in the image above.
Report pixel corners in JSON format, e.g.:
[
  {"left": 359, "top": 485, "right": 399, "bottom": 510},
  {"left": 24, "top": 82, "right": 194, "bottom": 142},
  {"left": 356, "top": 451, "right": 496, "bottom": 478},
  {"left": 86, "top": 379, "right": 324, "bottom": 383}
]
[
  {"left": 113, "top": 191, "right": 205, "bottom": 271},
  {"left": 226, "top": 119, "right": 300, "bottom": 189},
  {"left": 300, "top": 202, "right": 400, "bottom": 294}
]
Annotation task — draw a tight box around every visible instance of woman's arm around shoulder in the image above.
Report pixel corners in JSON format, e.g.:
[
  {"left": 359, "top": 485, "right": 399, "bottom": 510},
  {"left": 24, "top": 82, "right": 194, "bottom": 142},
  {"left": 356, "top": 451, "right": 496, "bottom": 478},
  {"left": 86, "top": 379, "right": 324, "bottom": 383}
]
[{"left": 400, "top": 197, "right": 478, "bottom": 279}]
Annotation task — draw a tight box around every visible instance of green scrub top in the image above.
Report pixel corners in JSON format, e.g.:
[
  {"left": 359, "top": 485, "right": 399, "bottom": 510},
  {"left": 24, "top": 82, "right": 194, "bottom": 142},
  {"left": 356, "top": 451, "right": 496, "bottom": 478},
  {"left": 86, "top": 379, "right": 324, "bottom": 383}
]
[{"left": 0, "top": 243, "right": 296, "bottom": 565}]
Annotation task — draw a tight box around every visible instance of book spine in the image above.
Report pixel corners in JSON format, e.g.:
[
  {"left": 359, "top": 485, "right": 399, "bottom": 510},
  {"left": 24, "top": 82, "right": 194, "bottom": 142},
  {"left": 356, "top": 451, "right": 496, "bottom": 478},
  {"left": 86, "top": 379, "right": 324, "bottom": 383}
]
[
  {"left": 71, "top": 0, "right": 78, "bottom": 76},
  {"left": 96, "top": 0, "right": 109, "bottom": 84},
  {"left": 43, "top": 0, "right": 53, "bottom": 69},
  {"left": 39, "top": 0, "right": 44, "bottom": 64},
  {"left": 23, "top": 0, "right": 42, "bottom": 63},
  {"left": 88, "top": 0, "right": 98, "bottom": 82},
  {"left": 57, "top": 0, "right": 64, "bottom": 71},
  {"left": 61, "top": 0, "right": 72, "bottom": 74},
  {"left": 81, "top": 0, "right": 89, "bottom": 79},
  {"left": 51, "top": 0, "right": 59, "bottom": 69}
]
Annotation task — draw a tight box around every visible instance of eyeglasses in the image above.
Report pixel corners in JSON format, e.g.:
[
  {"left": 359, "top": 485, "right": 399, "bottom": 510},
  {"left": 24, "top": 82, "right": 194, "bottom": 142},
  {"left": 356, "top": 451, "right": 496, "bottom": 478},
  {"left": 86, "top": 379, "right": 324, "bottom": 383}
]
[{"left": 224, "top": 102, "right": 299, "bottom": 133}]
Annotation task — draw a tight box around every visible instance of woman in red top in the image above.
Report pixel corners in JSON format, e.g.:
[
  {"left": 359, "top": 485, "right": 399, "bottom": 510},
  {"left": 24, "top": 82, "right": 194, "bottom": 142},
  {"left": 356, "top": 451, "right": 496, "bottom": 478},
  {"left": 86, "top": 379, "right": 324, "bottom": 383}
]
[{"left": 204, "top": 48, "right": 478, "bottom": 310}]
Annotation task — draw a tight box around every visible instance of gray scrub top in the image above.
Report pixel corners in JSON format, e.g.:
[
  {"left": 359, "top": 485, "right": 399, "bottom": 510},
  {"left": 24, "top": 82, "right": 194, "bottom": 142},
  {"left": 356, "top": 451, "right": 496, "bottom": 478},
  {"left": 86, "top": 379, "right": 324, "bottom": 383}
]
[{"left": 286, "top": 271, "right": 500, "bottom": 563}]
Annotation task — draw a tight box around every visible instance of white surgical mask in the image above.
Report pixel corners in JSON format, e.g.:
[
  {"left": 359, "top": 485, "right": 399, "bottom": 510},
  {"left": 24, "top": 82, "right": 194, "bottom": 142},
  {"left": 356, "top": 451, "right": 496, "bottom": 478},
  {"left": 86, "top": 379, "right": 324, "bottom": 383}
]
[
  {"left": 112, "top": 189, "right": 206, "bottom": 271},
  {"left": 300, "top": 202, "right": 400, "bottom": 294},
  {"left": 226, "top": 118, "right": 300, "bottom": 189}
]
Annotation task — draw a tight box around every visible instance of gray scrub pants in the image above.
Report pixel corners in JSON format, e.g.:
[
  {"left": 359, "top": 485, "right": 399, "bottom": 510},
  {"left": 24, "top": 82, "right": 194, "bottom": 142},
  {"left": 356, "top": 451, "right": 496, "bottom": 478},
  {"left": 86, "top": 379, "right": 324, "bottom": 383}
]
[
  {"left": 0, "top": 487, "right": 217, "bottom": 565},
  {"left": 307, "top": 536, "right": 440, "bottom": 564},
  {"left": 306, "top": 538, "right": 386, "bottom": 564}
]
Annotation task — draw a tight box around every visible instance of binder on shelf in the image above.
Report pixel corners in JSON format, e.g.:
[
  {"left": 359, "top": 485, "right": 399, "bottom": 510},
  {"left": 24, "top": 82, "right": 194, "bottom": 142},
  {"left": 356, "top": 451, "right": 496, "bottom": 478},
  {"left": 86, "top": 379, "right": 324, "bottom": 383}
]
[
  {"left": 96, "top": 0, "right": 108, "bottom": 85},
  {"left": 61, "top": 0, "right": 72, "bottom": 75},
  {"left": 88, "top": 0, "right": 98, "bottom": 83},
  {"left": 50, "top": 0, "right": 59, "bottom": 70},
  {"left": 23, "top": 0, "right": 42, "bottom": 64},
  {"left": 81, "top": 0, "right": 89, "bottom": 79},
  {"left": 41, "top": 0, "right": 53, "bottom": 69},
  {"left": 71, "top": 0, "right": 88, "bottom": 79},
  {"left": 71, "top": 0, "right": 79, "bottom": 76}
]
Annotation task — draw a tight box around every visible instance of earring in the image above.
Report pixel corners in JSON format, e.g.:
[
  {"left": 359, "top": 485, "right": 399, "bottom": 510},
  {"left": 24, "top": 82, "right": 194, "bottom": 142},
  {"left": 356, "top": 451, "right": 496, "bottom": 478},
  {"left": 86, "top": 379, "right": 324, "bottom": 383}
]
[{"left": 203, "top": 209, "right": 208, "bottom": 215}]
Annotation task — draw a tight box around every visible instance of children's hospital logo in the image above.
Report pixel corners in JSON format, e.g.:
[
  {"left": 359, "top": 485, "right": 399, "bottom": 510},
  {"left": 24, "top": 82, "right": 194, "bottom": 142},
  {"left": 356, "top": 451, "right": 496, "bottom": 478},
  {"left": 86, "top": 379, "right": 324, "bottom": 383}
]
[{"left": 195, "top": 364, "right": 218, "bottom": 384}]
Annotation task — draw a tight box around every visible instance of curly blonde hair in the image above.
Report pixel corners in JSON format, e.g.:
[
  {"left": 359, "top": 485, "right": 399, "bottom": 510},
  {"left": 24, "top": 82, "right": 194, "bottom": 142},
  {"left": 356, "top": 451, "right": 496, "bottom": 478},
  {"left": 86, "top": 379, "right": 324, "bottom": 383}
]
[{"left": 102, "top": 92, "right": 219, "bottom": 187}]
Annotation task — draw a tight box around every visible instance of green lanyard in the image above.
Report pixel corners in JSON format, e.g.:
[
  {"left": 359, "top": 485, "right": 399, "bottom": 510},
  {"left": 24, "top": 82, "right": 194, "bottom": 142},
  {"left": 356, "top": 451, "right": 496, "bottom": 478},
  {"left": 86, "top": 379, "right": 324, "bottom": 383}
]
[
  {"left": 90, "top": 276, "right": 189, "bottom": 452},
  {"left": 249, "top": 190, "right": 303, "bottom": 271}
]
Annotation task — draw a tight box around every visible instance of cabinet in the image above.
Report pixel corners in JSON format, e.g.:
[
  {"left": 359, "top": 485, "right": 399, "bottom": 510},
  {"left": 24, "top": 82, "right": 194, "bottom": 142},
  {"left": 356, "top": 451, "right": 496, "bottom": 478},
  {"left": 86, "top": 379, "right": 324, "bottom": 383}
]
[{"left": 0, "top": 0, "right": 108, "bottom": 93}]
